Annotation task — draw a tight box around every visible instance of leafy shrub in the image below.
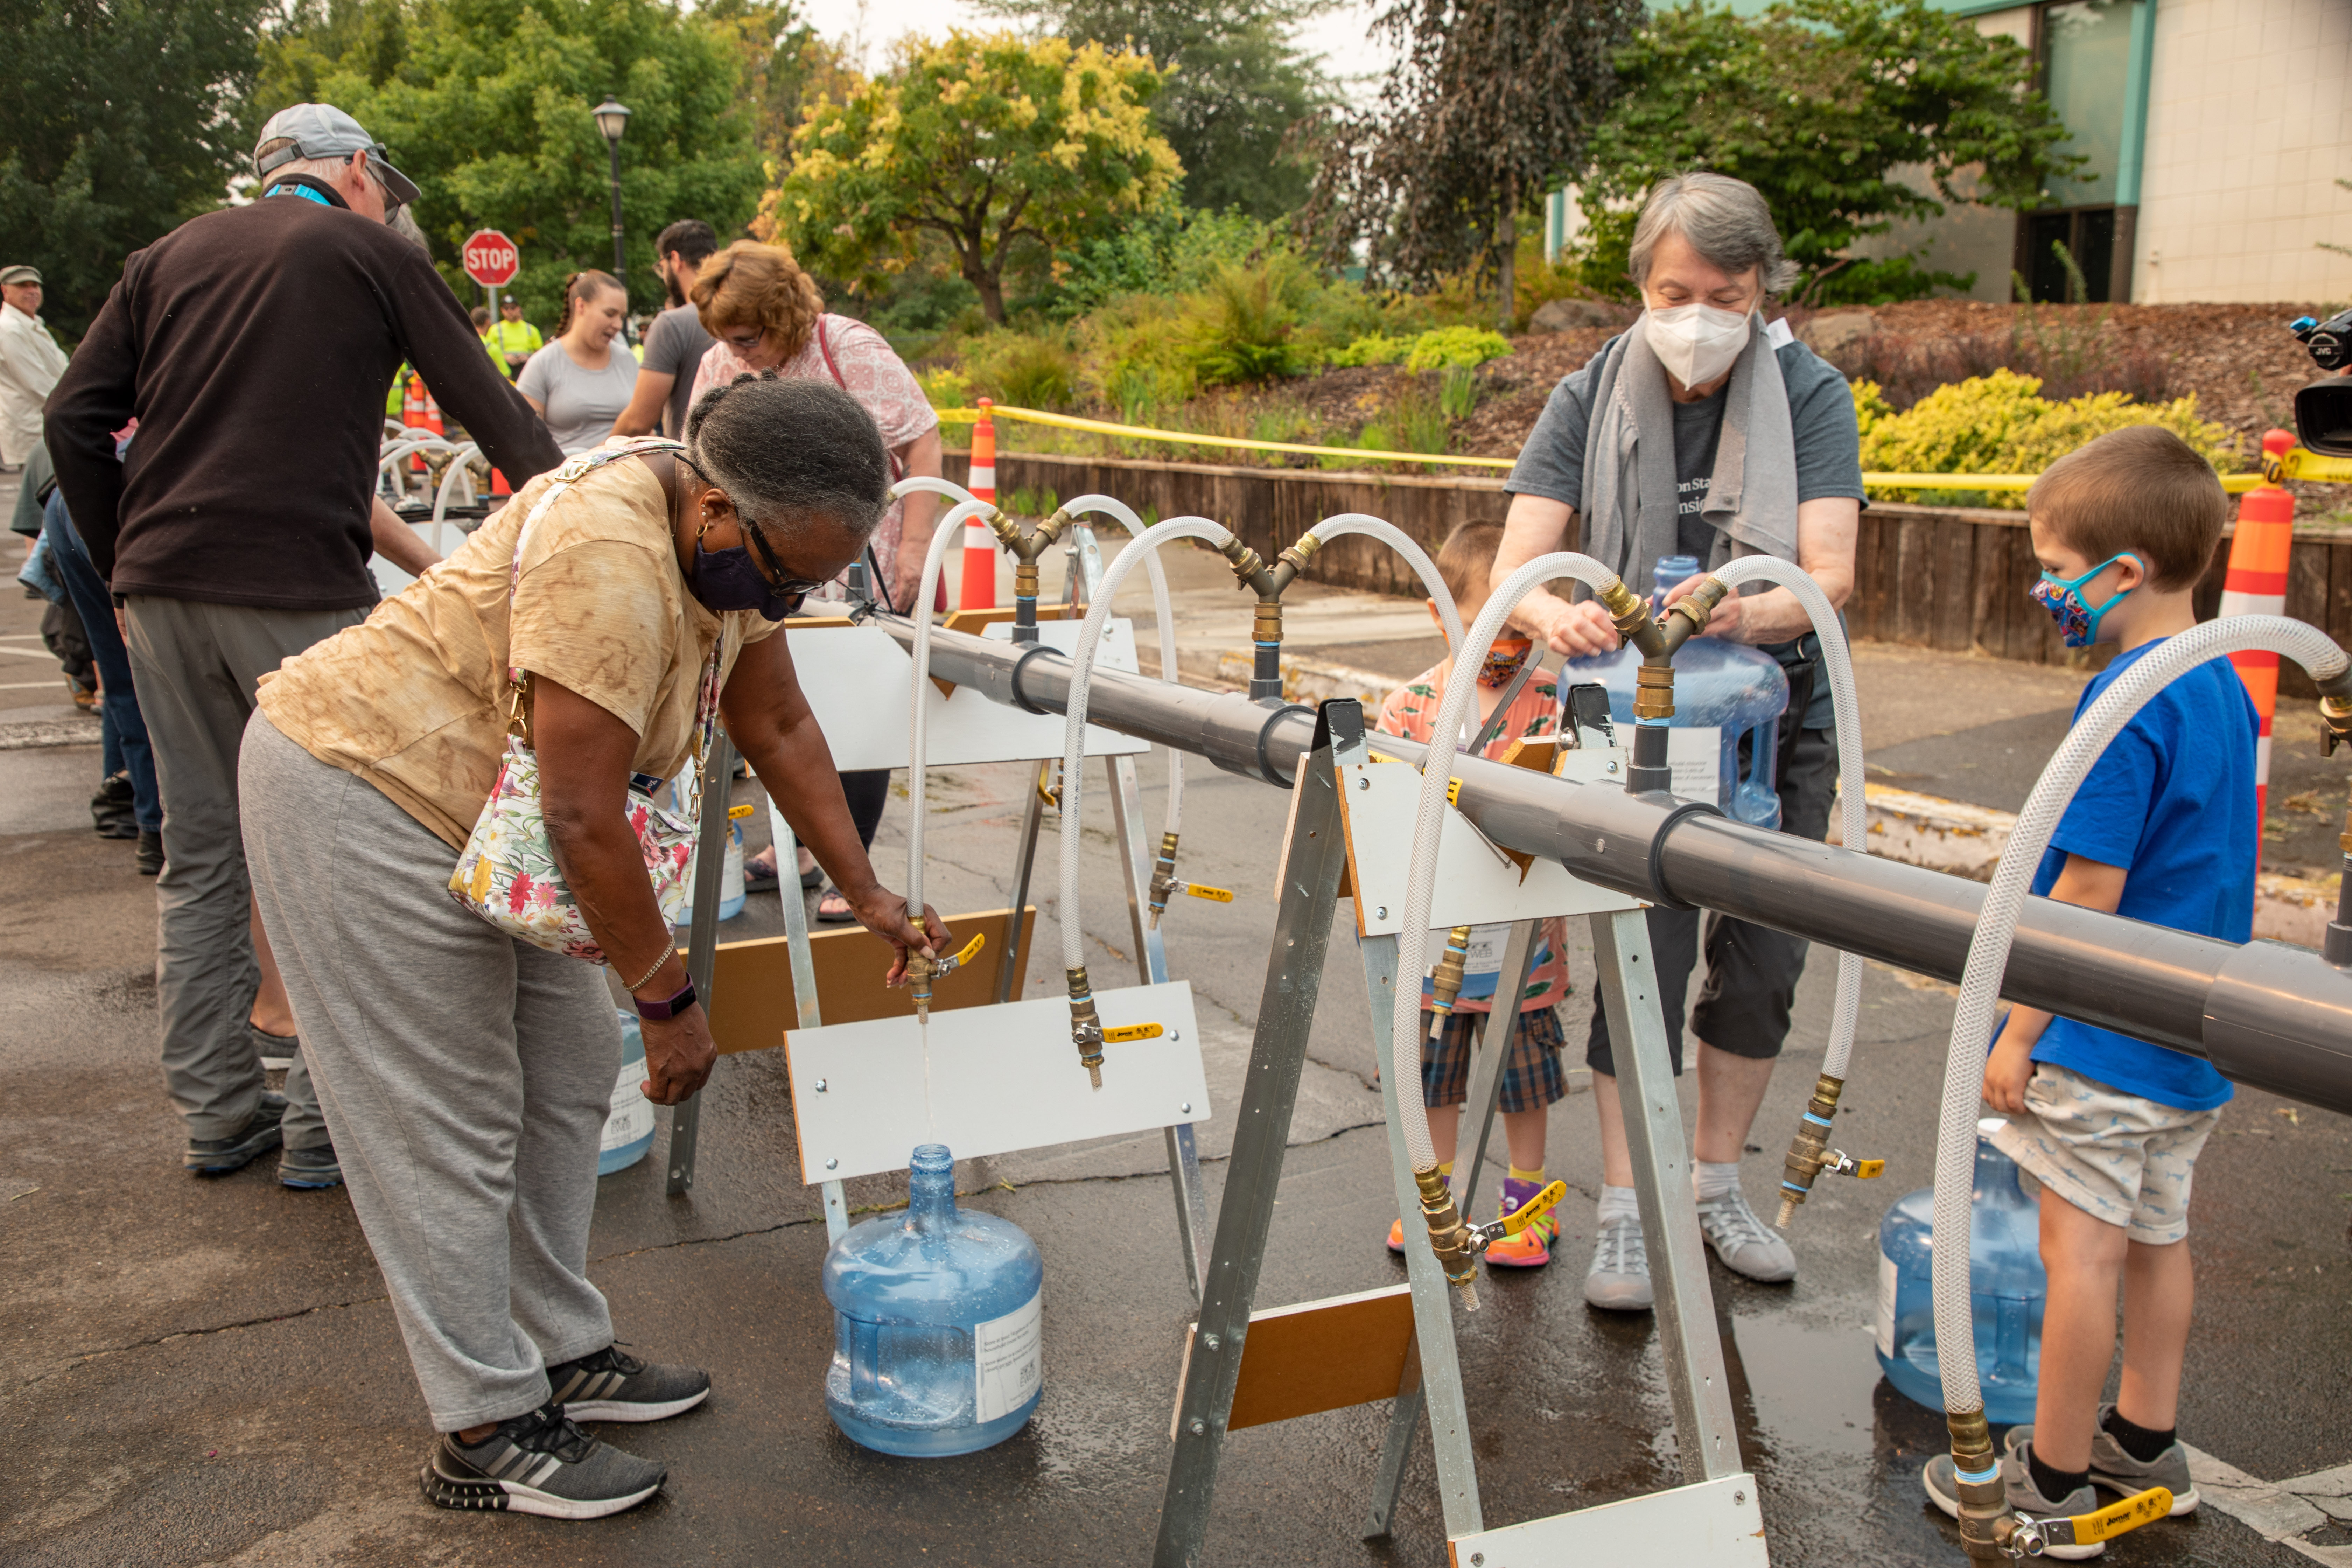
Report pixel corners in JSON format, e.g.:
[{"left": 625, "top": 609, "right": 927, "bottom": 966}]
[
  {"left": 916, "top": 366, "right": 974, "bottom": 411},
  {"left": 960, "top": 327, "right": 1079, "bottom": 410},
  {"left": 1854, "top": 370, "right": 2241, "bottom": 509},
  {"left": 1439, "top": 364, "right": 1480, "bottom": 419},
  {"left": 1183, "top": 257, "right": 1316, "bottom": 385},
  {"left": 1331, "top": 334, "right": 1411, "bottom": 368},
  {"left": 1405, "top": 326, "right": 1511, "bottom": 372}
]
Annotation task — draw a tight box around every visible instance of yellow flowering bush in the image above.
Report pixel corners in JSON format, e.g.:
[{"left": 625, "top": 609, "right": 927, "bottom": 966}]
[{"left": 1854, "top": 369, "right": 2241, "bottom": 508}]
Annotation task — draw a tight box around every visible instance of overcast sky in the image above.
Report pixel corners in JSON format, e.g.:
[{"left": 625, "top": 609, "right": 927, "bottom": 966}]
[{"left": 792, "top": 0, "right": 1394, "bottom": 95}]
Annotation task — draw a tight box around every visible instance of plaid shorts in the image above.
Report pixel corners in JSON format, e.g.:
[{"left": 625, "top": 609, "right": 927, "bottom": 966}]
[
  {"left": 1990, "top": 1063, "right": 2222, "bottom": 1245},
  {"left": 1420, "top": 1005, "right": 1569, "bottom": 1114}
]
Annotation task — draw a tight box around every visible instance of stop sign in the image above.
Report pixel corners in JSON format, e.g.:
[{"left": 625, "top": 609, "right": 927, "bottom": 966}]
[{"left": 462, "top": 230, "right": 520, "bottom": 288}]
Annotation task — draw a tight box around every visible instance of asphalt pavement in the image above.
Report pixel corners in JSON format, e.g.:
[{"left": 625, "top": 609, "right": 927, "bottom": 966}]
[{"left": 6, "top": 503, "right": 2351, "bottom": 1566}]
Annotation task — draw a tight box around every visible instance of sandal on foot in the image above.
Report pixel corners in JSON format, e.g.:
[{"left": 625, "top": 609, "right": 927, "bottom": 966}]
[{"left": 816, "top": 886, "right": 856, "bottom": 924}]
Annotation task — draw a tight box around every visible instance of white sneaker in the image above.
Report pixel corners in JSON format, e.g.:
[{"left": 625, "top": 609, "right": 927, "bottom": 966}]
[
  {"left": 1583, "top": 1215, "right": 1654, "bottom": 1311},
  {"left": 1696, "top": 1188, "right": 1796, "bottom": 1282}
]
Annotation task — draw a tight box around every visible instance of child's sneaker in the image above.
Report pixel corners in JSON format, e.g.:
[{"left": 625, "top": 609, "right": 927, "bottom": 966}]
[
  {"left": 1922, "top": 1439, "right": 2104, "bottom": 1560},
  {"left": 2004, "top": 1406, "right": 2198, "bottom": 1516},
  {"left": 1385, "top": 1218, "right": 1407, "bottom": 1253},
  {"left": 1484, "top": 1176, "right": 1555, "bottom": 1268}
]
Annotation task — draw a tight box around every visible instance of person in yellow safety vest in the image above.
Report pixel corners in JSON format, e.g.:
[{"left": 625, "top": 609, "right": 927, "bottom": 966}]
[
  {"left": 485, "top": 296, "right": 541, "bottom": 379},
  {"left": 386, "top": 364, "right": 409, "bottom": 420},
  {"left": 470, "top": 306, "right": 506, "bottom": 377}
]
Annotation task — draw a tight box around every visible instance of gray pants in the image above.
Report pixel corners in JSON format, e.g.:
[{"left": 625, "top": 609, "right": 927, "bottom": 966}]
[
  {"left": 124, "top": 595, "right": 365, "bottom": 1147},
  {"left": 241, "top": 711, "right": 622, "bottom": 1431}
]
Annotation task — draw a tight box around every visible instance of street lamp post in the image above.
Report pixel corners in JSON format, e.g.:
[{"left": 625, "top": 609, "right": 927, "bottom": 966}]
[{"left": 593, "top": 96, "right": 631, "bottom": 340}]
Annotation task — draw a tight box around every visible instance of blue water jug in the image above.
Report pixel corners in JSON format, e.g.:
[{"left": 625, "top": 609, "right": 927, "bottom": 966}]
[
  {"left": 599, "top": 1010, "right": 656, "bottom": 1176},
  {"left": 1565, "top": 555, "right": 1790, "bottom": 825},
  {"left": 824, "top": 1143, "right": 1045, "bottom": 1455},
  {"left": 1876, "top": 1117, "right": 2046, "bottom": 1424}
]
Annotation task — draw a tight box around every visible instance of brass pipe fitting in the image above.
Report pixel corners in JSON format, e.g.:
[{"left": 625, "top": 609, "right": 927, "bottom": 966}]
[
  {"left": 1012, "top": 560, "right": 1040, "bottom": 603},
  {"left": 1427, "top": 925, "right": 1473, "bottom": 1038},
  {"left": 1147, "top": 831, "right": 1181, "bottom": 929},
  {"left": 1066, "top": 966, "right": 1105, "bottom": 1089},
  {"left": 1598, "top": 578, "right": 1664, "bottom": 657},
  {"left": 907, "top": 947, "right": 938, "bottom": 1023},
  {"left": 1776, "top": 1073, "right": 1845, "bottom": 1226},
  {"left": 1273, "top": 531, "right": 1322, "bottom": 589},
  {"left": 1217, "top": 537, "right": 1268, "bottom": 590},
  {"left": 1412, "top": 1167, "right": 1481, "bottom": 1309},
  {"left": 1946, "top": 1408, "right": 2010, "bottom": 1561},
  {"left": 2322, "top": 693, "right": 2352, "bottom": 758},
  {"left": 1658, "top": 576, "right": 1730, "bottom": 653},
  {"left": 1252, "top": 598, "right": 1283, "bottom": 646},
  {"left": 1633, "top": 661, "right": 1677, "bottom": 722}
]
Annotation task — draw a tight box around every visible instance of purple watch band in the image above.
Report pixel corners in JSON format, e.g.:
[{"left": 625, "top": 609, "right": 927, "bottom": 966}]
[{"left": 634, "top": 979, "right": 697, "bottom": 1022}]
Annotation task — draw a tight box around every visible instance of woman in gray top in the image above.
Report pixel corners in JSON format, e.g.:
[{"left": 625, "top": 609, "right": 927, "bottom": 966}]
[{"left": 518, "top": 271, "right": 639, "bottom": 453}]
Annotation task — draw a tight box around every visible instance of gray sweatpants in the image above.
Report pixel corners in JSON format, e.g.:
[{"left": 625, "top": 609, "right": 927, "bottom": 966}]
[
  {"left": 125, "top": 595, "right": 365, "bottom": 1148},
  {"left": 241, "top": 710, "right": 623, "bottom": 1431}
]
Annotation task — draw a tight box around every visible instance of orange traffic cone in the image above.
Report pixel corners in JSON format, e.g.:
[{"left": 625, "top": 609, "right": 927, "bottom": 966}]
[
  {"left": 2220, "top": 428, "right": 2297, "bottom": 870},
  {"left": 403, "top": 372, "right": 434, "bottom": 472},
  {"left": 958, "top": 399, "right": 1001, "bottom": 609}
]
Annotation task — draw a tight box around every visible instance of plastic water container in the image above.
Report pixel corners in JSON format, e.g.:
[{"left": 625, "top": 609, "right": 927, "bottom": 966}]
[
  {"left": 823, "top": 1143, "right": 1045, "bottom": 1456},
  {"left": 1875, "top": 1117, "right": 2046, "bottom": 1423},
  {"left": 599, "top": 1009, "right": 656, "bottom": 1176},
  {"left": 1564, "top": 555, "right": 1790, "bottom": 825},
  {"left": 682, "top": 818, "right": 747, "bottom": 922}
]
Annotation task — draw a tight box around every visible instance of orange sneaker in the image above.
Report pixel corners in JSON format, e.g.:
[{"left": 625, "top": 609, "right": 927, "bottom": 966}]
[
  {"left": 1386, "top": 1217, "right": 1406, "bottom": 1253},
  {"left": 1484, "top": 1177, "right": 1556, "bottom": 1269}
]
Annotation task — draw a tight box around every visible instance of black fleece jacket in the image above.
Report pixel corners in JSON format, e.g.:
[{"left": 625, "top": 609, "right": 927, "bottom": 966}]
[{"left": 46, "top": 175, "right": 565, "bottom": 608}]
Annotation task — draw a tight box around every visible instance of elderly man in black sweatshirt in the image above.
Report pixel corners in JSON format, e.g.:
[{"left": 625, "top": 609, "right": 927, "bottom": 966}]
[{"left": 47, "top": 103, "right": 565, "bottom": 1188}]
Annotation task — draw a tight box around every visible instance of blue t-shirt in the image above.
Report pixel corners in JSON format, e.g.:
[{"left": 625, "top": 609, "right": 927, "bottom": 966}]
[{"left": 2028, "top": 639, "right": 2257, "bottom": 1111}]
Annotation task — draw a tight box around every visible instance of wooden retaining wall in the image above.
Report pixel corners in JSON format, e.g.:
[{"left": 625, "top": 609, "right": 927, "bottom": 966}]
[{"left": 946, "top": 450, "right": 2352, "bottom": 695}]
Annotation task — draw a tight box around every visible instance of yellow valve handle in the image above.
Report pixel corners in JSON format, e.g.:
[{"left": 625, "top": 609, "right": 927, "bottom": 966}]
[
  {"left": 1497, "top": 1180, "right": 1568, "bottom": 1237},
  {"left": 1446, "top": 777, "right": 1462, "bottom": 805},
  {"left": 727, "top": 801, "right": 756, "bottom": 821},
  {"left": 1182, "top": 883, "right": 1235, "bottom": 904},
  {"left": 927, "top": 931, "right": 988, "bottom": 978},
  {"left": 1854, "top": 1157, "right": 1886, "bottom": 1179},
  {"left": 1102, "top": 1022, "right": 1164, "bottom": 1044},
  {"left": 2054, "top": 1486, "right": 2174, "bottom": 1546}
]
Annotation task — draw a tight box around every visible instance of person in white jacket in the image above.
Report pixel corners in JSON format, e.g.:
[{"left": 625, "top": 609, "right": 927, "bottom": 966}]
[{"left": 0, "top": 266, "right": 70, "bottom": 471}]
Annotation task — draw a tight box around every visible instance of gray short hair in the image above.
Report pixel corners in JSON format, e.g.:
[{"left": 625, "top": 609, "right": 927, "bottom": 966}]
[
  {"left": 685, "top": 373, "right": 891, "bottom": 544},
  {"left": 1629, "top": 172, "right": 1800, "bottom": 296}
]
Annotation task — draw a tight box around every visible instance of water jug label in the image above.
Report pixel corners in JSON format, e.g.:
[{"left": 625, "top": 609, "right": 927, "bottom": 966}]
[
  {"left": 975, "top": 1290, "right": 1043, "bottom": 1422},
  {"left": 603, "top": 1062, "right": 654, "bottom": 1153},
  {"left": 1874, "top": 1250, "right": 1898, "bottom": 1359},
  {"left": 1666, "top": 727, "right": 1722, "bottom": 806}
]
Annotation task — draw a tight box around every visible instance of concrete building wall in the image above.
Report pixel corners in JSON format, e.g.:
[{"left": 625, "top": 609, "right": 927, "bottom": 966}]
[{"left": 2132, "top": 0, "right": 2352, "bottom": 303}]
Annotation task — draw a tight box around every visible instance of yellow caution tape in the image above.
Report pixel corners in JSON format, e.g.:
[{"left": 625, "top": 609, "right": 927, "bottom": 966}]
[
  {"left": 1103, "top": 1022, "right": 1164, "bottom": 1043},
  {"left": 933, "top": 404, "right": 2328, "bottom": 496},
  {"left": 727, "top": 802, "right": 756, "bottom": 820},
  {"left": 1183, "top": 883, "right": 1235, "bottom": 903}
]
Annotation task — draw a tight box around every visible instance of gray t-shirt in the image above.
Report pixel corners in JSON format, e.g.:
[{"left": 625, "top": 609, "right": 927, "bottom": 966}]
[
  {"left": 642, "top": 304, "right": 714, "bottom": 438},
  {"left": 1507, "top": 331, "right": 1865, "bottom": 728},
  {"left": 515, "top": 341, "right": 639, "bottom": 454}
]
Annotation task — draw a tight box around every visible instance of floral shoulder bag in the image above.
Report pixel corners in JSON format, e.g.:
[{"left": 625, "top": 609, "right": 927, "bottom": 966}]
[{"left": 447, "top": 440, "right": 723, "bottom": 963}]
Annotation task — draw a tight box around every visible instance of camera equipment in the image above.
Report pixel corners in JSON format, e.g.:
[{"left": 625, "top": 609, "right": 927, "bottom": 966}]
[{"left": 2292, "top": 309, "right": 2352, "bottom": 457}]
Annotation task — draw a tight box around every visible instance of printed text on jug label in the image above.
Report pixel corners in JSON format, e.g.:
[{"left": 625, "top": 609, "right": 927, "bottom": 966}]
[{"left": 975, "top": 1291, "right": 1043, "bottom": 1422}]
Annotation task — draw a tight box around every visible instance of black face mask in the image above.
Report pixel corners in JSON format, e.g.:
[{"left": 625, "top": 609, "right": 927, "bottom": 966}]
[{"left": 688, "top": 512, "right": 827, "bottom": 622}]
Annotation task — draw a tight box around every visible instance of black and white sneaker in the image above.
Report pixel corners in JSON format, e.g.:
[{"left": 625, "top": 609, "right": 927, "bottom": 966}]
[
  {"left": 548, "top": 1345, "right": 711, "bottom": 1423},
  {"left": 185, "top": 1092, "right": 287, "bottom": 1175},
  {"left": 421, "top": 1404, "right": 666, "bottom": 1519}
]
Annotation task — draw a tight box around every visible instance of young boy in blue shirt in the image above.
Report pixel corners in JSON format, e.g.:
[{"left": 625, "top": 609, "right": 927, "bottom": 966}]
[{"left": 1923, "top": 425, "right": 2254, "bottom": 1555}]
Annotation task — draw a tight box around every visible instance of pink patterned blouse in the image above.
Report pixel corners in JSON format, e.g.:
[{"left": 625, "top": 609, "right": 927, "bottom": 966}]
[{"left": 689, "top": 315, "right": 939, "bottom": 605}]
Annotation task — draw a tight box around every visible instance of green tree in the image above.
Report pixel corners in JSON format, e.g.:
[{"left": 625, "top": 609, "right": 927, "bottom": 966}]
[
  {"left": 1580, "top": 0, "right": 2079, "bottom": 304},
  {"left": 259, "top": 0, "right": 768, "bottom": 326},
  {"left": 1304, "top": 0, "right": 1642, "bottom": 330},
  {"left": 0, "top": 0, "right": 266, "bottom": 339},
  {"left": 766, "top": 33, "right": 1181, "bottom": 324},
  {"left": 696, "top": 0, "right": 862, "bottom": 168},
  {"left": 973, "top": 0, "right": 1334, "bottom": 219}
]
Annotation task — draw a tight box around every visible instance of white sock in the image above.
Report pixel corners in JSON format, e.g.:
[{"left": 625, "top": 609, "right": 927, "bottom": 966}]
[
  {"left": 1694, "top": 1160, "right": 1742, "bottom": 1201},
  {"left": 1597, "top": 1185, "right": 1640, "bottom": 1225}
]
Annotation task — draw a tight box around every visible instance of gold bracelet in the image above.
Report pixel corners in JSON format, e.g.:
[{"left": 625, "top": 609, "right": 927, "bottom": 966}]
[{"left": 622, "top": 947, "right": 673, "bottom": 993}]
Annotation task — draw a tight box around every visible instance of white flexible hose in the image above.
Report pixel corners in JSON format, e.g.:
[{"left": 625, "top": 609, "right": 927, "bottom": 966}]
[
  {"left": 905, "top": 497, "right": 1002, "bottom": 935},
  {"left": 1930, "top": 614, "right": 2349, "bottom": 1419},
  {"left": 430, "top": 443, "right": 482, "bottom": 557},
  {"left": 1305, "top": 514, "right": 1466, "bottom": 653},
  {"left": 1710, "top": 556, "right": 1867, "bottom": 1080},
  {"left": 1062, "top": 495, "right": 1185, "bottom": 837},
  {"left": 1058, "top": 517, "right": 1237, "bottom": 972},
  {"left": 1391, "top": 552, "right": 1626, "bottom": 1172},
  {"left": 895, "top": 475, "right": 980, "bottom": 508}
]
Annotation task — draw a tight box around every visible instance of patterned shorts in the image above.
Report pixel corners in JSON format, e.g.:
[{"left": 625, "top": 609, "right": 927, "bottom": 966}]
[
  {"left": 1420, "top": 1005, "right": 1569, "bottom": 1114},
  {"left": 1990, "top": 1063, "right": 2222, "bottom": 1245}
]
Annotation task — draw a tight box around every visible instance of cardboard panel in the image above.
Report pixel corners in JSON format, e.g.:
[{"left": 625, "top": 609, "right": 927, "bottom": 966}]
[{"left": 693, "top": 905, "right": 1036, "bottom": 1055}]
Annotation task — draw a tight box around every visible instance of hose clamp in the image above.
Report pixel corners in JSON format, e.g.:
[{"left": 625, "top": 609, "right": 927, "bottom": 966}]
[
  {"left": 1554, "top": 788, "right": 1724, "bottom": 910},
  {"left": 1010, "top": 642, "right": 1070, "bottom": 716}
]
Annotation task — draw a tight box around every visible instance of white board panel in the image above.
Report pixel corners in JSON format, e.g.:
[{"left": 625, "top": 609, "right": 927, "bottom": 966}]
[
  {"left": 1444, "top": 1474, "right": 1770, "bottom": 1567},
  {"left": 784, "top": 981, "right": 1207, "bottom": 1184},
  {"left": 785, "top": 621, "right": 1150, "bottom": 771},
  {"left": 1342, "top": 752, "right": 1643, "bottom": 933}
]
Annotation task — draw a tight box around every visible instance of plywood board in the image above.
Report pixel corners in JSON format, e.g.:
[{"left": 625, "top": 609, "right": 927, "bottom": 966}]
[
  {"left": 783, "top": 620, "right": 1148, "bottom": 770},
  {"left": 1340, "top": 754, "right": 1643, "bottom": 934},
  {"left": 1200, "top": 1284, "right": 1418, "bottom": 1433},
  {"left": 693, "top": 906, "right": 1036, "bottom": 1055},
  {"left": 782, "top": 980, "right": 1208, "bottom": 1184}
]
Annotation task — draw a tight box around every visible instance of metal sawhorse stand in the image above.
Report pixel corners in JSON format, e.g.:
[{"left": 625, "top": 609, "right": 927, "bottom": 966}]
[{"left": 1156, "top": 700, "right": 1764, "bottom": 1565}]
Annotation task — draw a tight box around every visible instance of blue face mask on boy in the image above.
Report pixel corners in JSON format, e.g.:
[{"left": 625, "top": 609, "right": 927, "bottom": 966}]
[{"left": 2029, "top": 551, "right": 2140, "bottom": 648}]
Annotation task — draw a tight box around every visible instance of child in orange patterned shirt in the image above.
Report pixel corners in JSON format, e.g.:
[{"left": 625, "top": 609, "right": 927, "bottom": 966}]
[{"left": 1376, "top": 520, "right": 1572, "bottom": 1268}]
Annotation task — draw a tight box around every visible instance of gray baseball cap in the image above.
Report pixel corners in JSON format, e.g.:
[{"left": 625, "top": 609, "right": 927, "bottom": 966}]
[{"left": 253, "top": 103, "right": 422, "bottom": 210}]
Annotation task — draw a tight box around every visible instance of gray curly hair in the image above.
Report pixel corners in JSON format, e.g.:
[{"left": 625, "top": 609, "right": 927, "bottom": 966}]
[
  {"left": 1629, "top": 172, "right": 1800, "bottom": 297},
  {"left": 684, "top": 372, "right": 891, "bottom": 542}
]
